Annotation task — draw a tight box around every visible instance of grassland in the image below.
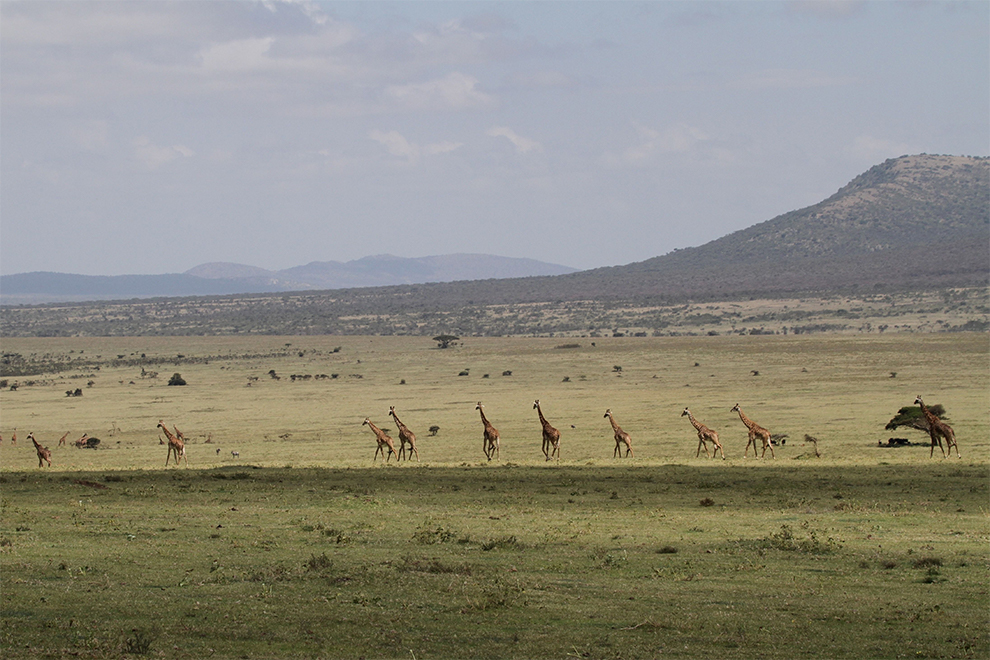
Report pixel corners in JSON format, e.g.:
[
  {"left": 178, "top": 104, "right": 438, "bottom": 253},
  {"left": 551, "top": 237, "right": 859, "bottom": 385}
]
[{"left": 1, "top": 333, "right": 988, "bottom": 658}]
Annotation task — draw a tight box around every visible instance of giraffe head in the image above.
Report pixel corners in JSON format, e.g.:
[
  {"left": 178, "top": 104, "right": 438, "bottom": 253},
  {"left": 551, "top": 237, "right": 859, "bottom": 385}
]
[
  {"left": 388, "top": 406, "right": 396, "bottom": 417},
  {"left": 157, "top": 420, "right": 166, "bottom": 431},
  {"left": 604, "top": 409, "right": 612, "bottom": 419},
  {"left": 476, "top": 402, "right": 484, "bottom": 411},
  {"left": 533, "top": 399, "right": 540, "bottom": 410},
  {"left": 681, "top": 407, "right": 691, "bottom": 417},
  {"left": 730, "top": 404, "right": 741, "bottom": 413},
  {"left": 914, "top": 396, "right": 924, "bottom": 406},
  {"left": 362, "top": 417, "right": 371, "bottom": 426},
  {"left": 27, "top": 432, "right": 36, "bottom": 444}
]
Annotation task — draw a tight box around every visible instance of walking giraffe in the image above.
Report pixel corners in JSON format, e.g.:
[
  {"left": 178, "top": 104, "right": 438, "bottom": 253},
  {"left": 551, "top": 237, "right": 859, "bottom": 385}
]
[
  {"left": 731, "top": 404, "right": 774, "bottom": 459},
  {"left": 604, "top": 409, "right": 633, "bottom": 458},
  {"left": 533, "top": 400, "right": 561, "bottom": 461},
  {"left": 476, "top": 402, "right": 500, "bottom": 461},
  {"left": 388, "top": 406, "right": 419, "bottom": 461},
  {"left": 157, "top": 420, "right": 188, "bottom": 467},
  {"left": 27, "top": 433, "right": 52, "bottom": 467},
  {"left": 682, "top": 407, "right": 725, "bottom": 459},
  {"left": 363, "top": 418, "right": 397, "bottom": 463},
  {"left": 915, "top": 396, "right": 960, "bottom": 458}
]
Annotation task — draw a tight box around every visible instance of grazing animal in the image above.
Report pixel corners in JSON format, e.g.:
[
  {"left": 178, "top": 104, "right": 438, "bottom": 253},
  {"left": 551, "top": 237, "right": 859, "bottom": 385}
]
[
  {"left": 731, "top": 404, "right": 774, "bottom": 459},
  {"left": 915, "top": 396, "right": 960, "bottom": 458},
  {"left": 157, "top": 420, "right": 187, "bottom": 467},
  {"left": 363, "top": 418, "right": 397, "bottom": 463},
  {"left": 388, "top": 406, "right": 419, "bottom": 461},
  {"left": 75, "top": 433, "right": 90, "bottom": 448},
  {"left": 682, "top": 407, "right": 725, "bottom": 460},
  {"left": 604, "top": 409, "right": 633, "bottom": 458},
  {"left": 10, "top": 429, "right": 17, "bottom": 446},
  {"left": 476, "top": 402, "right": 500, "bottom": 461},
  {"left": 231, "top": 450, "right": 239, "bottom": 458},
  {"left": 216, "top": 448, "right": 221, "bottom": 455},
  {"left": 533, "top": 400, "right": 561, "bottom": 461},
  {"left": 27, "top": 433, "right": 52, "bottom": 467}
]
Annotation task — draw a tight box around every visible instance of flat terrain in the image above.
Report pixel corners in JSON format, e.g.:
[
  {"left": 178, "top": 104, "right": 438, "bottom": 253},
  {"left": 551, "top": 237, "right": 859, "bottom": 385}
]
[{"left": 1, "top": 334, "right": 988, "bottom": 658}]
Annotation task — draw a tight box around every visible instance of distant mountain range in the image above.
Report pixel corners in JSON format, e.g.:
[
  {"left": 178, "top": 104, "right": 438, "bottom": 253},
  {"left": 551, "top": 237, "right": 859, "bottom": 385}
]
[{"left": 0, "top": 254, "right": 578, "bottom": 305}]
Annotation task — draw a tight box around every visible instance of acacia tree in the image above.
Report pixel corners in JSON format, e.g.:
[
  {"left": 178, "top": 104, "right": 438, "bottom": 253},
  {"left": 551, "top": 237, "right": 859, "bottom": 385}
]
[
  {"left": 432, "top": 335, "right": 460, "bottom": 349},
  {"left": 885, "top": 403, "right": 947, "bottom": 434}
]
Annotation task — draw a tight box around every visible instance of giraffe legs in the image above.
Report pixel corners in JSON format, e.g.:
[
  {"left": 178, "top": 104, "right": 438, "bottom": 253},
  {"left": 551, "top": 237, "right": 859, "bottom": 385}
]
[{"left": 929, "top": 432, "right": 946, "bottom": 458}]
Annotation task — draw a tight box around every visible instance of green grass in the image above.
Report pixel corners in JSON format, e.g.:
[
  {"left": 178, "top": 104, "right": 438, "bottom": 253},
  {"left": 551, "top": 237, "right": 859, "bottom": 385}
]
[
  {"left": 1, "top": 333, "right": 988, "bottom": 658},
  {"left": 1, "top": 465, "right": 986, "bottom": 659}
]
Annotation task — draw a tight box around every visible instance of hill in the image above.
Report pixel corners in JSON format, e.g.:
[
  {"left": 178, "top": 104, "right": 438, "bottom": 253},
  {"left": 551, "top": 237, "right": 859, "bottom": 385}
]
[{"left": 1, "top": 154, "right": 986, "bottom": 337}]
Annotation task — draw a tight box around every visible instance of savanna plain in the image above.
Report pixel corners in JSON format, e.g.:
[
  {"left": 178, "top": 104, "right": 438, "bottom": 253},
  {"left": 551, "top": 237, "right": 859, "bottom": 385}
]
[{"left": 1, "top": 333, "right": 988, "bottom": 659}]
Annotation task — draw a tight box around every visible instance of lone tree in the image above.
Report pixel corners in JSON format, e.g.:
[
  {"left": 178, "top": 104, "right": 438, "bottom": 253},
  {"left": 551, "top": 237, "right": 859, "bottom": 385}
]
[
  {"left": 885, "top": 402, "right": 948, "bottom": 434},
  {"left": 167, "top": 373, "right": 187, "bottom": 386},
  {"left": 432, "top": 335, "right": 460, "bottom": 349}
]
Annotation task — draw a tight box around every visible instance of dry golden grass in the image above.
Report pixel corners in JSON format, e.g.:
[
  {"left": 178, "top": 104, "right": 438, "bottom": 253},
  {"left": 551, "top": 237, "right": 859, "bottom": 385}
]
[{"left": 1, "top": 333, "right": 986, "bottom": 470}]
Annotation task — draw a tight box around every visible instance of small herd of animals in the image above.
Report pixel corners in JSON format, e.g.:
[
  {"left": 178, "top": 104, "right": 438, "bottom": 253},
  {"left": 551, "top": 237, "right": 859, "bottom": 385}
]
[{"left": 3, "top": 395, "right": 960, "bottom": 469}]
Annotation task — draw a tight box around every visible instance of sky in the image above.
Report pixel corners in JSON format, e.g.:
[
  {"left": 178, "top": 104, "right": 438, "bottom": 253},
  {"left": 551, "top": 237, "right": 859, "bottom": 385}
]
[{"left": 1, "top": 0, "right": 987, "bottom": 277}]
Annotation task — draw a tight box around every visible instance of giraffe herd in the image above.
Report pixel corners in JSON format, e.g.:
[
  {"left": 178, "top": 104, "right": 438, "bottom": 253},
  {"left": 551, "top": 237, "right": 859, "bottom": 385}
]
[{"left": 2, "top": 395, "right": 960, "bottom": 468}]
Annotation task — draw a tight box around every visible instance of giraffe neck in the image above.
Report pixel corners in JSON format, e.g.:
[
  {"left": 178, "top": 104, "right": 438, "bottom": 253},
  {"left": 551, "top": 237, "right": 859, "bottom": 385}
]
[
  {"left": 367, "top": 420, "right": 385, "bottom": 438},
  {"left": 479, "top": 408, "right": 491, "bottom": 427},
  {"left": 391, "top": 412, "right": 405, "bottom": 429},
  {"left": 607, "top": 413, "right": 621, "bottom": 433},
  {"left": 687, "top": 411, "right": 704, "bottom": 432},
  {"left": 736, "top": 408, "right": 756, "bottom": 429},
  {"left": 537, "top": 405, "right": 550, "bottom": 428},
  {"left": 160, "top": 424, "right": 178, "bottom": 443}
]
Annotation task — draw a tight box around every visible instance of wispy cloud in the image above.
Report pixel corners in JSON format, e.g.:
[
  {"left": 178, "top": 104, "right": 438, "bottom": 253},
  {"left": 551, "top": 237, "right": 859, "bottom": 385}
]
[
  {"left": 619, "top": 122, "right": 711, "bottom": 164},
  {"left": 132, "top": 136, "right": 194, "bottom": 169},
  {"left": 486, "top": 126, "right": 543, "bottom": 154},
  {"left": 386, "top": 72, "right": 493, "bottom": 111},
  {"left": 369, "top": 130, "right": 463, "bottom": 164}
]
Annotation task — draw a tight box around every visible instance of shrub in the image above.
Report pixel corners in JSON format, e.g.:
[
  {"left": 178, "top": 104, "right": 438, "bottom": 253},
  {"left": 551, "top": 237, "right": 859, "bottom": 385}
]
[{"left": 167, "top": 373, "right": 186, "bottom": 386}]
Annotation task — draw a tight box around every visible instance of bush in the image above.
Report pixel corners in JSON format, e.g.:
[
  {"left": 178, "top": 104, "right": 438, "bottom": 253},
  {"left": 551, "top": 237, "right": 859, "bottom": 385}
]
[{"left": 167, "top": 373, "right": 187, "bottom": 386}]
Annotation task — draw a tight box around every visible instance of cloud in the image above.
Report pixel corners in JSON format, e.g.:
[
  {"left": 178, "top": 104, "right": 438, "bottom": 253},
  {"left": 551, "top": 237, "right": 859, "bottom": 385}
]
[
  {"left": 486, "top": 126, "right": 543, "bottom": 154},
  {"left": 368, "top": 130, "right": 463, "bottom": 163},
  {"left": 369, "top": 130, "right": 419, "bottom": 163},
  {"left": 618, "top": 122, "right": 710, "bottom": 164},
  {"left": 425, "top": 141, "right": 464, "bottom": 156},
  {"left": 386, "top": 72, "right": 493, "bottom": 110},
  {"left": 132, "top": 136, "right": 194, "bottom": 169}
]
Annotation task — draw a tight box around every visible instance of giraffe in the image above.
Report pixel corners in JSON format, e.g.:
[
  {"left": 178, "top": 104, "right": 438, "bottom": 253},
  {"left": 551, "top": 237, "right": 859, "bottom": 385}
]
[
  {"left": 476, "top": 402, "right": 500, "bottom": 461},
  {"left": 58, "top": 431, "right": 69, "bottom": 447},
  {"left": 604, "top": 409, "right": 633, "bottom": 458},
  {"left": 10, "top": 428, "right": 16, "bottom": 446},
  {"left": 363, "top": 418, "right": 397, "bottom": 463},
  {"left": 914, "top": 396, "right": 960, "bottom": 458},
  {"left": 388, "top": 406, "right": 419, "bottom": 461},
  {"left": 682, "top": 407, "right": 725, "bottom": 460},
  {"left": 534, "top": 400, "right": 561, "bottom": 461},
  {"left": 731, "top": 404, "right": 774, "bottom": 459},
  {"left": 27, "top": 433, "right": 52, "bottom": 467},
  {"left": 173, "top": 425, "right": 187, "bottom": 444},
  {"left": 157, "top": 420, "right": 187, "bottom": 467}
]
